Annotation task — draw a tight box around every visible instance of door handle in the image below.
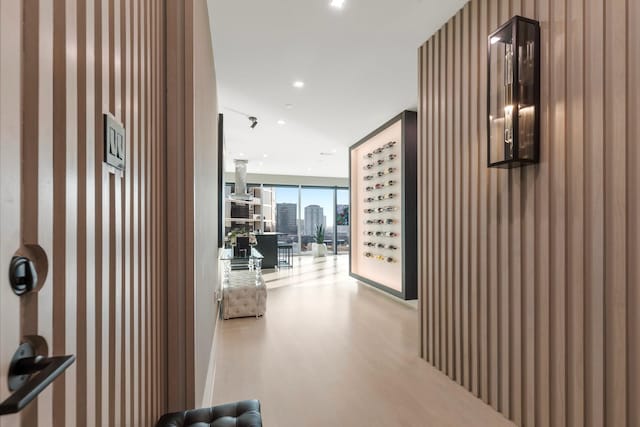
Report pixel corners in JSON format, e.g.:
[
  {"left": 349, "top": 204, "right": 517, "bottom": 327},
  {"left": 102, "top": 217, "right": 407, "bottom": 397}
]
[{"left": 0, "top": 342, "right": 75, "bottom": 415}]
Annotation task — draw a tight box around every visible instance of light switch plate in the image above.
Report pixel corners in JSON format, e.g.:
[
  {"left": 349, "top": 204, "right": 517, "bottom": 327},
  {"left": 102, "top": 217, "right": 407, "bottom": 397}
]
[{"left": 104, "top": 113, "right": 126, "bottom": 172}]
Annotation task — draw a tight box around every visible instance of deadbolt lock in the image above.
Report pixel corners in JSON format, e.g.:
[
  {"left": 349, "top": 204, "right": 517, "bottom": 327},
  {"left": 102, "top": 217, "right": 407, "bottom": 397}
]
[{"left": 9, "top": 256, "right": 37, "bottom": 296}]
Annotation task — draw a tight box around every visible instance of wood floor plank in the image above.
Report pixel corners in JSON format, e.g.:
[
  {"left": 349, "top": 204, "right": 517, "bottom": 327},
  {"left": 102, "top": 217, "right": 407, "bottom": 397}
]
[{"left": 213, "top": 257, "right": 515, "bottom": 427}]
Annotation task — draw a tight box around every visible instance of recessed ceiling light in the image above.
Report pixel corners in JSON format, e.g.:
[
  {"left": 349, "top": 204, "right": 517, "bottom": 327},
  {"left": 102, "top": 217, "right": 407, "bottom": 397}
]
[
  {"left": 239, "top": 153, "right": 245, "bottom": 157},
  {"left": 277, "top": 120, "right": 286, "bottom": 125},
  {"left": 330, "top": 0, "right": 345, "bottom": 8},
  {"left": 285, "top": 104, "right": 294, "bottom": 109},
  {"left": 293, "top": 81, "right": 305, "bottom": 88},
  {"left": 263, "top": 153, "right": 268, "bottom": 158}
]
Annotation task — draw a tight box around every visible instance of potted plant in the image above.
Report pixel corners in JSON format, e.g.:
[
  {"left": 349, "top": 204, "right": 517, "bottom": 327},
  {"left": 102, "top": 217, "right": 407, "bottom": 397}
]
[{"left": 311, "top": 224, "right": 328, "bottom": 257}]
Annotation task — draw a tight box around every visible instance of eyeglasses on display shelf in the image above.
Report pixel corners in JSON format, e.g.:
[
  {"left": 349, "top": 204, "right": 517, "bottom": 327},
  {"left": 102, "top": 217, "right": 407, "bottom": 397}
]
[
  {"left": 374, "top": 231, "right": 398, "bottom": 237},
  {"left": 365, "top": 219, "right": 386, "bottom": 225},
  {"left": 383, "top": 141, "right": 397, "bottom": 149},
  {"left": 377, "top": 206, "right": 397, "bottom": 213},
  {"left": 364, "top": 175, "right": 374, "bottom": 181},
  {"left": 376, "top": 168, "right": 397, "bottom": 177},
  {"left": 363, "top": 252, "right": 397, "bottom": 263},
  {"left": 376, "top": 193, "right": 396, "bottom": 201}
]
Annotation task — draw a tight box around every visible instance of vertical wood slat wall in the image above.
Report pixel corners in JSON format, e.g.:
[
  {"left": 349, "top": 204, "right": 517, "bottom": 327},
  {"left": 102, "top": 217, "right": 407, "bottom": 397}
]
[
  {"left": 417, "top": 0, "right": 640, "bottom": 426},
  {"left": 14, "top": 0, "right": 167, "bottom": 425}
]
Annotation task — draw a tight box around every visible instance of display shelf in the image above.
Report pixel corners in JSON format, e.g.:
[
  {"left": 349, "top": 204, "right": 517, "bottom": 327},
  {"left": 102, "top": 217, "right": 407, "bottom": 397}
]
[
  {"left": 226, "top": 198, "right": 261, "bottom": 206},
  {"left": 224, "top": 185, "right": 276, "bottom": 235},
  {"left": 349, "top": 110, "right": 417, "bottom": 300}
]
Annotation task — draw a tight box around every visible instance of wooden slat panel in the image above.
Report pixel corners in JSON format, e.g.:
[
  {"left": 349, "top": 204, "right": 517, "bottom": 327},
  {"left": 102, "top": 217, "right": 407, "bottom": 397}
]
[
  {"left": 486, "top": 0, "right": 499, "bottom": 411},
  {"left": 427, "top": 38, "right": 435, "bottom": 365},
  {"left": 452, "top": 11, "right": 462, "bottom": 385},
  {"left": 438, "top": 27, "right": 446, "bottom": 372},
  {"left": 468, "top": 0, "right": 479, "bottom": 397},
  {"left": 509, "top": 0, "right": 523, "bottom": 423},
  {"left": 460, "top": 3, "right": 470, "bottom": 391},
  {"left": 549, "top": 0, "right": 567, "bottom": 423},
  {"left": 52, "top": 1, "right": 68, "bottom": 425},
  {"left": 0, "top": 2, "right": 23, "bottom": 427},
  {"left": 37, "top": 1, "right": 55, "bottom": 425},
  {"left": 629, "top": 1, "right": 640, "bottom": 425},
  {"left": 139, "top": 0, "right": 147, "bottom": 422},
  {"left": 417, "top": 1, "right": 638, "bottom": 426},
  {"left": 535, "top": 0, "right": 551, "bottom": 424},
  {"left": 433, "top": 30, "right": 441, "bottom": 371},
  {"left": 21, "top": 18, "right": 42, "bottom": 427},
  {"left": 445, "top": 18, "right": 454, "bottom": 380},
  {"left": 93, "top": 0, "right": 105, "bottom": 424},
  {"left": 604, "top": 0, "right": 627, "bottom": 425},
  {"left": 478, "top": 0, "right": 489, "bottom": 403},
  {"left": 132, "top": 0, "right": 141, "bottom": 423},
  {"left": 75, "top": 0, "right": 88, "bottom": 425},
  {"left": 84, "top": 1, "right": 97, "bottom": 425},
  {"left": 122, "top": 0, "right": 132, "bottom": 424},
  {"left": 519, "top": 0, "right": 537, "bottom": 424},
  {"left": 497, "top": 0, "right": 510, "bottom": 416},
  {"left": 417, "top": 43, "right": 425, "bottom": 359},
  {"left": 566, "top": 0, "right": 585, "bottom": 425},
  {"left": 64, "top": 1, "right": 79, "bottom": 426},
  {"left": 100, "top": 1, "right": 111, "bottom": 426}
]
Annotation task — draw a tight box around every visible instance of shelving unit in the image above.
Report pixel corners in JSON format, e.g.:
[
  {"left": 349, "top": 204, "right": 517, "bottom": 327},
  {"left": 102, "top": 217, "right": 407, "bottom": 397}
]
[
  {"left": 224, "top": 185, "right": 276, "bottom": 234},
  {"left": 349, "top": 110, "right": 417, "bottom": 300}
]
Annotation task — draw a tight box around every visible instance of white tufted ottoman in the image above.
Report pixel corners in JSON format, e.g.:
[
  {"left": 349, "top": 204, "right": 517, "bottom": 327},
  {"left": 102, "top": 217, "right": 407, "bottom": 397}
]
[{"left": 222, "top": 270, "right": 267, "bottom": 319}]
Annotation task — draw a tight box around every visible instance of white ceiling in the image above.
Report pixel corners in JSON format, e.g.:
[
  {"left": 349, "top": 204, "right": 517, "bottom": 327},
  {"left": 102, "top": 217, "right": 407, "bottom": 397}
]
[{"left": 207, "top": 0, "right": 467, "bottom": 178}]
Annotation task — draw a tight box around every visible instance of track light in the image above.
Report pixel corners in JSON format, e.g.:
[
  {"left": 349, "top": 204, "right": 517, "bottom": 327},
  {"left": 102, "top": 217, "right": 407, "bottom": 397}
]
[{"left": 249, "top": 116, "right": 258, "bottom": 129}]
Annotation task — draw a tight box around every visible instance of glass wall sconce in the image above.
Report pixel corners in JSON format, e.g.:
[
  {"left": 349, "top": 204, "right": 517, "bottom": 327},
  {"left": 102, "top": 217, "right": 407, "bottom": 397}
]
[{"left": 487, "top": 15, "right": 540, "bottom": 168}]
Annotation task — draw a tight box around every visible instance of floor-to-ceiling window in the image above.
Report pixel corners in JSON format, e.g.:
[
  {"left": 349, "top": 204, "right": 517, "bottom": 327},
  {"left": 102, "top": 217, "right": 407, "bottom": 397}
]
[
  {"left": 336, "top": 188, "right": 350, "bottom": 254},
  {"left": 225, "top": 182, "right": 348, "bottom": 255},
  {"left": 300, "top": 187, "right": 335, "bottom": 254},
  {"left": 273, "top": 186, "right": 300, "bottom": 253}
]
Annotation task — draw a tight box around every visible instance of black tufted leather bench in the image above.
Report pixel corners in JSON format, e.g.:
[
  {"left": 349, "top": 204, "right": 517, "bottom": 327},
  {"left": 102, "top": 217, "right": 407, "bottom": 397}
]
[{"left": 156, "top": 399, "right": 262, "bottom": 427}]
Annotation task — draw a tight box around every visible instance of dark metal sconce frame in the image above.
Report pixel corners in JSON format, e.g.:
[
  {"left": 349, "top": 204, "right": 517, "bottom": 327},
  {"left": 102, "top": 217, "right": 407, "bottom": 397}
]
[{"left": 487, "top": 15, "right": 540, "bottom": 168}]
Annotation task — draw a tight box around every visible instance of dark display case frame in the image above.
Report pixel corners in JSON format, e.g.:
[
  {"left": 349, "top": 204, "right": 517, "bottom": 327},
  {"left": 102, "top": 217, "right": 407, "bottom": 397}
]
[{"left": 349, "top": 110, "right": 417, "bottom": 300}]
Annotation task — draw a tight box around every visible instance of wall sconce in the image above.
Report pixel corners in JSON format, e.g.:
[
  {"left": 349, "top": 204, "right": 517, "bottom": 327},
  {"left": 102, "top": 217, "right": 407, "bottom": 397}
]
[{"left": 487, "top": 15, "right": 540, "bottom": 168}]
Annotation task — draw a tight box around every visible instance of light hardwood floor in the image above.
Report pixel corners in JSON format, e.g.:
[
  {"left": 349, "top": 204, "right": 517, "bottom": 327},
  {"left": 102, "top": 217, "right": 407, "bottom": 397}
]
[{"left": 211, "top": 256, "right": 514, "bottom": 427}]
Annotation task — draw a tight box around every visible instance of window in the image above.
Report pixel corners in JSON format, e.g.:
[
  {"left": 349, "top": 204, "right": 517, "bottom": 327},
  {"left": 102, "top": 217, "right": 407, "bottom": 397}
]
[
  {"left": 274, "top": 186, "right": 300, "bottom": 253},
  {"left": 336, "top": 189, "right": 350, "bottom": 254},
  {"left": 300, "top": 187, "right": 334, "bottom": 253}
]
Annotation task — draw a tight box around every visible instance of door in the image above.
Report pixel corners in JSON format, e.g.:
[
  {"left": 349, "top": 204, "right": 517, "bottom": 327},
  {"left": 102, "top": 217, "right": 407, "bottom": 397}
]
[
  {"left": 0, "top": 1, "right": 76, "bottom": 426},
  {"left": 1, "top": 0, "right": 172, "bottom": 424}
]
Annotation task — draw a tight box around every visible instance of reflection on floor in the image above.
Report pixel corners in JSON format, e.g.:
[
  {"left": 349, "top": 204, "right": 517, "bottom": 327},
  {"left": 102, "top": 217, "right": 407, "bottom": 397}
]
[{"left": 212, "top": 255, "right": 513, "bottom": 427}]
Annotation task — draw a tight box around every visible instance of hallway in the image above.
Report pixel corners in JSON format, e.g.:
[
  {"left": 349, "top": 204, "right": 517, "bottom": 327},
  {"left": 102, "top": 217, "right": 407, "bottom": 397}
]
[{"left": 212, "top": 257, "right": 514, "bottom": 426}]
